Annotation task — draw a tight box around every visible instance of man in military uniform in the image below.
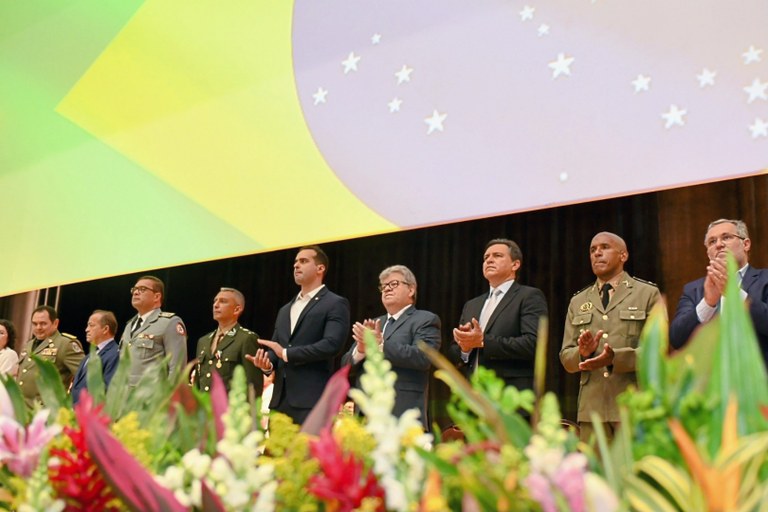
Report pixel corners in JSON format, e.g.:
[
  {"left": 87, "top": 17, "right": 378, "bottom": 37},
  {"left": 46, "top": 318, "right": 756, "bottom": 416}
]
[
  {"left": 195, "top": 287, "right": 262, "bottom": 395},
  {"left": 17, "top": 305, "right": 84, "bottom": 408},
  {"left": 120, "top": 275, "right": 187, "bottom": 386},
  {"left": 560, "top": 232, "right": 660, "bottom": 443}
]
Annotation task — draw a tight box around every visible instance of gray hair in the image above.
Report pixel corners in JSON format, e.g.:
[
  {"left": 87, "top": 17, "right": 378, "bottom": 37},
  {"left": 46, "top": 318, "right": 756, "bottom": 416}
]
[
  {"left": 220, "top": 287, "right": 245, "bottom": 308},
  {"left": 705, "top": 219, "right": 749, "bottom": 245},
  {"left": 379, "top": 265, "right": 418, "bottom": 302}
]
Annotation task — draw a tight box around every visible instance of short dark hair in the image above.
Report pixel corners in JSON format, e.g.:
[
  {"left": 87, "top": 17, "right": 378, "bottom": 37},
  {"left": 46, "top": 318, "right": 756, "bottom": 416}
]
[
  {"left": 138, "top": 275, "right": 165, "bottom": 303},
  {"left": 0, "top": 319, "right": 16, "bottom": 350},
  {"left": 485, "top": 238, "right": 523, "bottom": 264},
  {"left": 93, "top": 310, "right": 118, "bottom": 336},
  {"left": 299, "top": 245, "right": 329, "bottom": 273},
  {"left": 32, "top": 305, "right": 58, "bottom": 322}
]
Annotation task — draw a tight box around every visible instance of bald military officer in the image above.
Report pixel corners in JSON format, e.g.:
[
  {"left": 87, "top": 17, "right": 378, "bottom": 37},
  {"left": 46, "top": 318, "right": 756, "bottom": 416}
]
[
  {"left": 560, "top": 232, "right": 660, "bottom": 443},
  {"left": 195, "top": 287, "right": 262, "bottom": 395},
  {"left": 121, "top": 275, "right": 187, "bottom": 386},
  {"left": 17, "top": 305, "right": 84, "bottom": 408}
]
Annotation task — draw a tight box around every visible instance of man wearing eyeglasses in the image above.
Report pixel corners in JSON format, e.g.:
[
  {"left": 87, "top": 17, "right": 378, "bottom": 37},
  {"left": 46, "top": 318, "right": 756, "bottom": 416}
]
[
  {"left": 120, "top": 275, "right": 187, "bottom": 386},
  {"left": 341, "top": 265, "right": 441, "bottom": 428},
  {"left": 451, "top": 238, "right": 548, "bottom": 392},
  {"left": 670, "top": 219, "right": 768, "bottom": 363},
  {"left": 248, "top": 246, "right": 350, "bottom": 425}
]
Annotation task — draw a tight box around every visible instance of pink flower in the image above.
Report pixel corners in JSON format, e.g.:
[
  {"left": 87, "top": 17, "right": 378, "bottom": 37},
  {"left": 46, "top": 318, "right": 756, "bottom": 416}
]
[{"left": 0, "top": 410, "right": 60, "bottom": 477}]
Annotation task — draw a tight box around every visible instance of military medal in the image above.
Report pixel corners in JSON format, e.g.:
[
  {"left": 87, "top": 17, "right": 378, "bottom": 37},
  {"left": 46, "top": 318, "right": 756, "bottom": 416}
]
[{"left": 215, "top": 350, "right": 222, "bottom": 369}]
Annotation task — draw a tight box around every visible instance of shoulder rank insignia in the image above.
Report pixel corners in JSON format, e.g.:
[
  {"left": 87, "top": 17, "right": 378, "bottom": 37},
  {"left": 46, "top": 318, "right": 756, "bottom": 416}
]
[
  {"left": 159, "top": 312, "right": 176, "bottom": 318},
  {"left": 62, "top": 332, "right": 77, "bottom": 340},
  {"left": 572, "top": 284, "right": 592, "bottom": 297},
  {"left": 632, "top": 276, "right": 659, "bottom": 287}
]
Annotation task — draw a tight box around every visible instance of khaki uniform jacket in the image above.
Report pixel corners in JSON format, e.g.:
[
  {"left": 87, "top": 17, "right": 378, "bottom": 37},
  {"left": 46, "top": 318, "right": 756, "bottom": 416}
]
[
  {"left": 195, "top": 323, "right": 262, "bottom": 395},
  {"left": 560, "top": 272, "right": 660, "bottom": 422},
  {"left": 16, "top": 330, "right": 84, "bottom": 408},
  {"left": 120, "top": 309, "right": 187, "bottom": 386}
]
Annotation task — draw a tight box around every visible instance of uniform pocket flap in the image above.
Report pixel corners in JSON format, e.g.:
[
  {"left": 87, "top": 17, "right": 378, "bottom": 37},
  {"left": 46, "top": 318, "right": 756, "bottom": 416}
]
[
  {"left": 134, "top": 337, "right": 155, "bottom": 349},
  {"left": 619, "top": 310, "right": 646, "bottom": 321},
  {"left": 571, "top": 313, "right": 592, "bottom": 326}
]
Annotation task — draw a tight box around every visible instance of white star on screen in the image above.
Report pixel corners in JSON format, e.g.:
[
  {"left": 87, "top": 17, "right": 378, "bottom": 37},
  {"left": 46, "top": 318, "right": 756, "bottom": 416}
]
[
  {"left": 388, "top": 97, "right": 402, "bottom": 113},
  {"left": 696, "top": 68, "right": 716, "bottom": 88},
  {"left": 661, "top": 105, "right": 687, "bottom": 129},
  {"left": 749, "top": 118, "right": 768, "bottom": 139},
  {"left": 632, "top": 74, "right": 651, "bottom": 93},
  {"left": 395, "top": 65, "right": 414, "bottom": 84},
  {"left": 742, "top": 45, "right": 764, "bottom": 64},
  {"left": 424, "top": 110, "right": 447, "bottom": 134},
  {"left": 548, "top": 53, "right": 575, "bottom": 79},
  {"left": 312, "top": 87, "right": 328, "bottom": 105},
  {"left": 371, "top": 33, "right": 382, "bottom": 45},
  {"left": 341, "top": 52, "right": 361, "bottom": 74},
  {"left": 538, "top": 24, "right": 550, "bottom": 37},
  {"left": 519, "top": 6, "right": 535, "bottom": 21},
  {"left": 743, "top": 78, "right": 768, "bottom": 103}
]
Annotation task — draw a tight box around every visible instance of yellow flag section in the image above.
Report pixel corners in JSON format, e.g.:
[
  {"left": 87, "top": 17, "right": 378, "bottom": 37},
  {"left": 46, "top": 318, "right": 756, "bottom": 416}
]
[{"left": 57, "top": 1, "right": 395, "bottom": 249}]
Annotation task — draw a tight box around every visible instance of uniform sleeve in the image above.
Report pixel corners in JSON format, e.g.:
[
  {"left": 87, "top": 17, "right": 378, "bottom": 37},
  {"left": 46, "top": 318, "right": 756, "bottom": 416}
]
[
  {"left": 60, "top": 340, "right": 86, "bottom": 383},
  {"left": 560, "top": 299, "right": 583, "bottom": 374},
  {"left": 241, "top": 333, "right": 263, "bottom": 395},
  {"left": 165, "top": 318, "right": 188, "bottom": 376}
]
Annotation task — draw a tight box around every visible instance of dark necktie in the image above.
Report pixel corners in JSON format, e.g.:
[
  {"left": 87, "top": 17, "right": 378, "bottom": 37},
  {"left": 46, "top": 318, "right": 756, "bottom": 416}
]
[
  {"left": 130, "top": 317, "right": 143, "bottom": 336},
  {"left": 601, "top": 283, "right": 613, "bottom": 309},
  {"left": 382, "top": 316, "right": 395, "bottom": 337}
]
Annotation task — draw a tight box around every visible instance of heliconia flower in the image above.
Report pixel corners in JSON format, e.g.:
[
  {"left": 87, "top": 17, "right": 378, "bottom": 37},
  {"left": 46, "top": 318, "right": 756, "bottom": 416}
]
[
  {"left": 307, "top": 429, "right": 385, "bottom": 512},
  {"left": 0, "top": 409, "right": 60, "bottom": 477},
  {"left": 49, "top": 390, "right": 120, "bottom": 511}
]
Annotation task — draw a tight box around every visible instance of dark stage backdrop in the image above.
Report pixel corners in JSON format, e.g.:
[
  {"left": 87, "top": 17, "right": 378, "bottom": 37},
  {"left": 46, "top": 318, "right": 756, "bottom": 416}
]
[{"left": 3, "top": 175, "right": 766, "bottom": 427}]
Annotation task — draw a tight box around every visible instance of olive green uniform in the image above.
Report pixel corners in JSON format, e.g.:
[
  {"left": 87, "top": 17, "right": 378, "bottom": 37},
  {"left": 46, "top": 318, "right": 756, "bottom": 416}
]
[
  {"left": 560, "top": 272, "right": 660, "bottom": 424},
  {"left": 16, "top": 330, "right": 84, "bottom": 408},
  {"left": 195, "top": 323, "right": 262, "bottom": 395}
]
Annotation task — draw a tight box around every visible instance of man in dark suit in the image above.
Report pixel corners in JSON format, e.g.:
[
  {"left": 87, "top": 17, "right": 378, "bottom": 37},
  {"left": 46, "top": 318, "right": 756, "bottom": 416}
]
[
  {"left": 195, "top": 287, "right": 262, "bottom": 395},
  {"left": 72, "top": 310, "right": 120, "bottom": 405},
  {"left": 249, "top": 246, "right": 350, "bottom": 425},
  {"left": 670, "top": 219, "right": 768, "bottom": 364},
  {"left": 451, "top": 238, "right": 548, "bottom": 391},
  {"left": 341, "top": 265, "right": 441, "bottom": 428}
]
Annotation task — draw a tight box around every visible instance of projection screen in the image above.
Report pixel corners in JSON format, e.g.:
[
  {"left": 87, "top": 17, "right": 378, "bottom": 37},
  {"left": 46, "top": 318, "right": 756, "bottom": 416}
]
[{"left": 1, "top": 0, "right": 766, "bottom": 297}]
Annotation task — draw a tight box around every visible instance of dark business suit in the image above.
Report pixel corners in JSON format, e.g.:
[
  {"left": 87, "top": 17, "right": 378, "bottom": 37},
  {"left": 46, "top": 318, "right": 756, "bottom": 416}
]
[
  {"left": 341, "top": 306, "right": 441, "bottom": 427},
  {"left": 71, "top": 339, "right": 119, "bottom": 405},
  {"left": 670, "top": 265, "right": 768, "bottom": 364},
  {"left": 268, "top": 286, "right": 350, "bottom": 424},
  {"left": 451, "top": 281, "right": 548, "bottom": 391}
]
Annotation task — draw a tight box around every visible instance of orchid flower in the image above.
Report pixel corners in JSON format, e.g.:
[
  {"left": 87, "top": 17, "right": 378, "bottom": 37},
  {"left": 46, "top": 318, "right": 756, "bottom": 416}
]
[{"left": 0, "top": 410, "right": 60, "bottom": 477}]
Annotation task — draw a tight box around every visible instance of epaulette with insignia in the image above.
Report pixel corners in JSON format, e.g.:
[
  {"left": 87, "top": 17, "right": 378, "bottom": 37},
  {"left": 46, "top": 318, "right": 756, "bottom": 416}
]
[
  {"left": 632, "top": 276, "right": 659, "bottom": 288},
  {"left": 572, "top": 284, "right": 592, "bottom": 297},
  {"left": 159, "top": 312, "right": 176, "bottom": 318},
  {"left": 62, "top": 332, "right": 78, "bottom": 340}
]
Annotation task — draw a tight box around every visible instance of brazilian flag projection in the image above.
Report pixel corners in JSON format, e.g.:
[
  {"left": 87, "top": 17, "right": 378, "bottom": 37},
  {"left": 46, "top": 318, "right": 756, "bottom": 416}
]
[
  {"left": 1, "top": 1, "right": 394, "bottom": 297},
  {"left": 2, "top": 1, "right": 767, "bottom": 297}
]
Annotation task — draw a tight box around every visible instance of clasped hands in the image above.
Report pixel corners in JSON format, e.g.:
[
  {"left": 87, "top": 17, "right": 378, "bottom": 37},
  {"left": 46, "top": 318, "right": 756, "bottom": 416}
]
[
  {"left": 703, "top": 254, "right": 728, "bottom": 307},
  {"left": 352, "top": 318, "right": 383, "bottom": 355},
  {"left": 577, "top": 329, "right": 614, "bottom": 371},
  {"left": 453, "top": 318, "right": 484, "bottom": 352}
]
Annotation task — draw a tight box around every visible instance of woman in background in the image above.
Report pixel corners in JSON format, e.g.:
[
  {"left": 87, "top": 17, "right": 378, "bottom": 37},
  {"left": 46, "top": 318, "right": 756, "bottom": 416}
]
[{"left": 0, "top": 320, "right": 20, "bottom": 377}]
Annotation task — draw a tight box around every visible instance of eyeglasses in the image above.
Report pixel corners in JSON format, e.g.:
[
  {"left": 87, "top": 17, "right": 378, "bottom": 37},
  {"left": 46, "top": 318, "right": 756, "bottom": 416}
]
[
  {"left": 378, "top": 280, "right": 409, "bottom": 292},
  {"left": 130, "top": 286, "right": 157, "bottom": 294},
  {"left": 705, "top": 233, "right": 746, "bottom": 248}
]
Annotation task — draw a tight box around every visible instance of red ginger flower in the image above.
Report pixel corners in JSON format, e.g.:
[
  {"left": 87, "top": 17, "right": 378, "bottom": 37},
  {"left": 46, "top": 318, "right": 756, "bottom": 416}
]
[
  {"left": 48, "top": 391, "right": 121, "bottom": 512},
  {"left": 307, "top": 428, "right": 385, "bottom": 512}
]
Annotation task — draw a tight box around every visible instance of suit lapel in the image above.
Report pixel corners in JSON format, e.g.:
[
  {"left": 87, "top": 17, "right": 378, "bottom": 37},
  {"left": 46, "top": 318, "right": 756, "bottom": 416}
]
[
  {"left": 384, "top": 306, "right": 413, "bottom": 341},
  {"left": 291, "top": 287, "right": 326, "bottom": 337},
  {"left": 742, "top": 265, "right": 758, "bottom": 292},
  {"left": 605, "top": 275, "right": 633, "bottom": 313},
  {"left": 485, "top": 283, "right": 519, "bottom": 331}
]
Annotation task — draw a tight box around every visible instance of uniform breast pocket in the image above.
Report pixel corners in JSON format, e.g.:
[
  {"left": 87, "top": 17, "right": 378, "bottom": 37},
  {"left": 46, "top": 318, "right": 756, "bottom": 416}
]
[
  {"left": 571, "top": 313, "right": 593, "bottom": 328},
  {"left": 619, "top": 310, "right": 646, "bottom": 338},
  {"left": 134, "top": 336, "right": 160, "bottom": 359}
]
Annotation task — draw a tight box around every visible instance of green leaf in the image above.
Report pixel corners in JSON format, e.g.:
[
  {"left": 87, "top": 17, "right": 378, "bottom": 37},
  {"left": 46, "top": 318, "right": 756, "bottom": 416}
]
[
  {"left": 32, "top": 355, "right": 69, "bottom": 411},
  {"left": 624, "top": 473, "right": 680, "bottom": 512},
  {"left": 636, "top": 300, "right": 669, "bottom": 395},
  {"left": 85, "top": 346, "right": 106, "bottom": 406},
  {"left": 634, "top": 455, "right": 692, "bottom": 509},
  {"left": 0, "top": 375, "right": 29, "bottom": 425}
]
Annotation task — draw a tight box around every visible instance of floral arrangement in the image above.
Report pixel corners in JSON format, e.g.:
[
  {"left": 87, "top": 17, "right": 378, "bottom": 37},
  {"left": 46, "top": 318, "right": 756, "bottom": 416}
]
[{"left": 0, "top": 257, "right": 763, "bottom": 511}]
